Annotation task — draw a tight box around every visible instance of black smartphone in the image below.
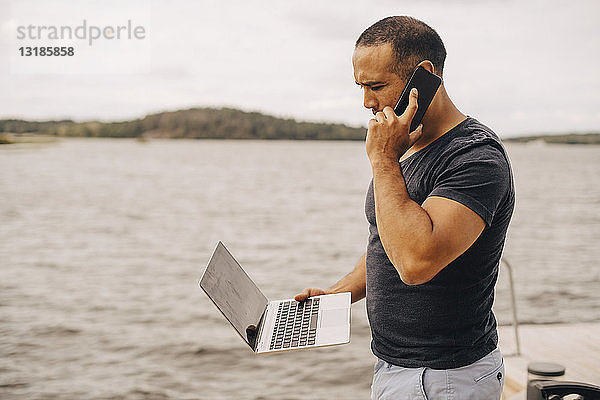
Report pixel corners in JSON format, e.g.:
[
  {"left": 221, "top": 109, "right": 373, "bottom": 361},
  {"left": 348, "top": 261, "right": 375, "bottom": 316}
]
[{"left": 394, "top": 66, "right": 442, "bottom": 132}]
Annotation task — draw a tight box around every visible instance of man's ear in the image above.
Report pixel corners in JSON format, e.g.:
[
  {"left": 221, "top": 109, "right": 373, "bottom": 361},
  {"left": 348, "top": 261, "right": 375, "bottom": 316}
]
[{"left": 417, "top": 60, "right": 435, "bottom": 74}]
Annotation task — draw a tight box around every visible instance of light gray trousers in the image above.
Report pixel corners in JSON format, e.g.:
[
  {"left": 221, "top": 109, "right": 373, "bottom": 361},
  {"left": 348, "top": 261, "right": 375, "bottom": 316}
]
[{"left": 371, "top": 348, "right": 504, "bottom": 400}]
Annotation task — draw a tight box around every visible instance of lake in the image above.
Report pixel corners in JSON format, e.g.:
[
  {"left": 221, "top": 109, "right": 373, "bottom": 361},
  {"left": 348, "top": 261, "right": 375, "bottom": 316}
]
[{"left": 1, "top": 138, "right": 599, "bottom": 399}]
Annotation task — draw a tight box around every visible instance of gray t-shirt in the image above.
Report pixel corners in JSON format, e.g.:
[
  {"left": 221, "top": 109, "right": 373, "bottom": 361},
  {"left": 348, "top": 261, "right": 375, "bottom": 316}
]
[{"left": 365, "top": 117, "right": 515, "bottom": 369}]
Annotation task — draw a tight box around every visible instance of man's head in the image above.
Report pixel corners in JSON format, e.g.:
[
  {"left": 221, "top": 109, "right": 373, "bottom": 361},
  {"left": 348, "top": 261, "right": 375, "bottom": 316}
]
[
  {"left": 356, "top": 16, "right": 446, "bottom": 79},
  {"left": 353, "top": 16, "right": 446, "bottom": 114}
]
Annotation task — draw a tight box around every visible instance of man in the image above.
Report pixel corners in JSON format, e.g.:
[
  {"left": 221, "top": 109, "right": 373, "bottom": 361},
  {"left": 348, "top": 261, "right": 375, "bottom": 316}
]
[{"left": 295, "top": 16, "right": 515, "bottom": 399}]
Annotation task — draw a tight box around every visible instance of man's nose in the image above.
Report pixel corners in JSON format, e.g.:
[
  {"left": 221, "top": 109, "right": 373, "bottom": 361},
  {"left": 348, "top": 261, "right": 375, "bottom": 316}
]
[{"left": 363, "top": 90, "right": 378, "bottom": 111}]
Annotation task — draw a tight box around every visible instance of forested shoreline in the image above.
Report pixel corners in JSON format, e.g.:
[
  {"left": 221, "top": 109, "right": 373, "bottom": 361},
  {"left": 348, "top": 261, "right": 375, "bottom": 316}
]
[
  {"left": 1, "top": 107, "right": 598, "bottom": 144},
  {"left": 0, "top": 107, "right": 365, "bottom": 141}
]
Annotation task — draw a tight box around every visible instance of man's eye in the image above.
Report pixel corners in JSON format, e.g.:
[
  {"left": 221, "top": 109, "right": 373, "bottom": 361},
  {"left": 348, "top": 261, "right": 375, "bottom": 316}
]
[{"left": 371, "top": 85, "right": 385, "bottom": 91}]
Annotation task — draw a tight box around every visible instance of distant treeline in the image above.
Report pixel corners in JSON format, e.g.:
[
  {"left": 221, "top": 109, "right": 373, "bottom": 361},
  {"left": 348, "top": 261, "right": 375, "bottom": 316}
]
[
  {"left": 1, "top": 109, "right": 597, "bottom": 144},
  {"left": 503, "top": 133, "right": 600, "bottom": 145},
  {"left": 0, "top": 108, "right": 366, "bottom": 141}
]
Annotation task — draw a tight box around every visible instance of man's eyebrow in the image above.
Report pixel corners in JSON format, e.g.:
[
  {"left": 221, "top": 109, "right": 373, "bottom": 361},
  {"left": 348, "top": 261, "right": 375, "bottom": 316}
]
[{"left": 355, "top": 80, "right": 386, "bottom": 86}]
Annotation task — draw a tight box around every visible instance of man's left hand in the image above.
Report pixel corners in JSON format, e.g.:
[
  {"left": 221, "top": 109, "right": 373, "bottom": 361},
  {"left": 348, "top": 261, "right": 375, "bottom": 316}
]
[{"left": 366, "top": 88, "right": 423, "bottom": 164}]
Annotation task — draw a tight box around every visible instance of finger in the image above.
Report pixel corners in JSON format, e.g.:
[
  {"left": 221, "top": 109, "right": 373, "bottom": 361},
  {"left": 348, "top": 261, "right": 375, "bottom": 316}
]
[
  {"left": 294, "top": 288, "right": 310, "bottom": 301},
  {"left": 308, "top": 288, "right": 325, "bottom": 297},
  {"left": 382, "top": 106, "right": 396, "bottom": 122},
  {"left": 296, "top": 288, "right": 327, "bottom": 301},
  {"left": 401, "top": 88, "right": 419, "bottom": 121},
  {"left": 374, "top": 111, "right": 385, "bottom": 123},
  {"left": 366, "top": 121, "right": 375, "bottom": 141},
  {"left": 408, "top": 124, "right": 423, "bottom": 147},
  {"left": 295, "top": 288, "right": 321, "bottom": 301}
]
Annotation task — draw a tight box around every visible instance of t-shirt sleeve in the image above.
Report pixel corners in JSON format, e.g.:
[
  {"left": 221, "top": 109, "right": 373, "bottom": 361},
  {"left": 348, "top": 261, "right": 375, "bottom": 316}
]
[{"left": 428, "top": 144, "right": 511, "bottom": 227}]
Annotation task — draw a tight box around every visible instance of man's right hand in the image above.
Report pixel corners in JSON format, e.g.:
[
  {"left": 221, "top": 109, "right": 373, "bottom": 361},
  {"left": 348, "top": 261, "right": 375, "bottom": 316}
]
[
  {"left": 294, "top": 287, "right": 330, "bottom": 302},
  {"left": 294, "top": 252, "right": 367, "bottom": 304}
]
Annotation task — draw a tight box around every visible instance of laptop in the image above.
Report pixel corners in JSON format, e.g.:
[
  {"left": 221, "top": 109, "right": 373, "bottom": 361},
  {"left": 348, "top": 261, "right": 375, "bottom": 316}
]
[{"left": 198, "top": 241, "right": 351, "bottom": 354}]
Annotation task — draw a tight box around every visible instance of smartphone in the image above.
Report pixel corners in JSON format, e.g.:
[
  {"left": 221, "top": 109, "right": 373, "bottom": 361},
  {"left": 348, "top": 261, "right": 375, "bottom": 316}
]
[{"left": 394, "top": 66, "right": 442, "bottom": 132}]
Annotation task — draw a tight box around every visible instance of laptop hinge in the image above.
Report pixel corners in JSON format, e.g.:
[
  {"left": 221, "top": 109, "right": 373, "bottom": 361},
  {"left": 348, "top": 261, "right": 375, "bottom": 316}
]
[{"left": 250, "top": 306, "right": 268, "bottom": 352}]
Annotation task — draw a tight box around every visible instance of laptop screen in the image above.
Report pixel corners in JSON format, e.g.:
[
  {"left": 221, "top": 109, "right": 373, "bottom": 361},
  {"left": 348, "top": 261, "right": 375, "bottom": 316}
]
[{"left": 199, "top": 242, "right": 269, "bottom": 349}]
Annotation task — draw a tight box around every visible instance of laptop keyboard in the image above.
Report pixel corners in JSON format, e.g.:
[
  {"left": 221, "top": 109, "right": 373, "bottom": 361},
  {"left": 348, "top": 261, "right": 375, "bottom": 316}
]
[{"left": 269, "top": 298, "right": 320, "bottom": 350}]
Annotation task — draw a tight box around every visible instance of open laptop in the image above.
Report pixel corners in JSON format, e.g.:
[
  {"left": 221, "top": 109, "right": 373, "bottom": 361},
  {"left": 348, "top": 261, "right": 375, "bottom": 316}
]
[{"left": 198, "top": 241, "right": 351, "bottom": 354}]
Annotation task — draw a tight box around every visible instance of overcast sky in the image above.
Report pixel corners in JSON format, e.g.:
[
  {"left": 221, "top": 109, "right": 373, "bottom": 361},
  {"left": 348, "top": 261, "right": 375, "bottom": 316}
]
[{"left": 1, "top": 0, "right": 599, "bottom": 137}]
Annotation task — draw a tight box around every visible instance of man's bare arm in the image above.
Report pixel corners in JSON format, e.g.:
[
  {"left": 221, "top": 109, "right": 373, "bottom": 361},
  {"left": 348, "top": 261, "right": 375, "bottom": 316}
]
[
  {"left": 372, "top": 164, "right": 485, "bottom": 285},
  {"left": 294, "top": 252, "right": 366, "bottom": 303},
  {"left": 366, "top": 89, "right": 485, "bottom": 285}
]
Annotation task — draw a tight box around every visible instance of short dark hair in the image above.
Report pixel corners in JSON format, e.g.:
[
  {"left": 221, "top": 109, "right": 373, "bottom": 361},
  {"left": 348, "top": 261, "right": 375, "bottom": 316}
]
[{"left": 355, "top": 16, "right": 446, "bottom": 78}]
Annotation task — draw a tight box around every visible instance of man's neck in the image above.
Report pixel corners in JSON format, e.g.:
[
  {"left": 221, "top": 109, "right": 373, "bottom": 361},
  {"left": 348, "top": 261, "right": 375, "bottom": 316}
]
[{"left": 400, "top": 85, "right": 466, "bottom": 161}]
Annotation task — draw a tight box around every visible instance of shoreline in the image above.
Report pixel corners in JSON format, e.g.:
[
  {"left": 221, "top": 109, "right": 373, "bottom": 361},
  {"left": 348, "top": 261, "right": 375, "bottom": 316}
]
[
  {"left": 2, "top": 133, "right": 599, "bottom": 145},
  {"left": 0, "top": 133, "right": 58, "bottom": 144}
]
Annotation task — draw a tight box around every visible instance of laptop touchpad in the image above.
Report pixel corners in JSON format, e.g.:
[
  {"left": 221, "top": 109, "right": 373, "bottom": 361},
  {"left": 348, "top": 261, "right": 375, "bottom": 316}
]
[{"left": 320, "top": 309, "right": 348, "bottom": 328}]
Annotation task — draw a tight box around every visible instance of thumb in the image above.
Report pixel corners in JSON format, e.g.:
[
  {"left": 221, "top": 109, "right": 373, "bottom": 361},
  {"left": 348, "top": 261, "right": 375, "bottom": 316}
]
[{"left": 402, "top": 88, "right": 419, "bottom": 122}]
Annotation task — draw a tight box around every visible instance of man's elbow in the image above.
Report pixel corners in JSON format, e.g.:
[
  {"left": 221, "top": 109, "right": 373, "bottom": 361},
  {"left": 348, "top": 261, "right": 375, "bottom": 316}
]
[
  {"left": 392, "top": 256, "right": 438, "bottom": 286},
  {"left": 399, "top": 270, "right": 432, "bottom": 285}
]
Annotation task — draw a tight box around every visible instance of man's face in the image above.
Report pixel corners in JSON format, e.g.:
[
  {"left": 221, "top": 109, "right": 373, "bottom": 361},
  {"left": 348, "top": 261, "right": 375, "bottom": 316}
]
[{"left": 352, "top": 43, "right": 407, "bottom": 115}]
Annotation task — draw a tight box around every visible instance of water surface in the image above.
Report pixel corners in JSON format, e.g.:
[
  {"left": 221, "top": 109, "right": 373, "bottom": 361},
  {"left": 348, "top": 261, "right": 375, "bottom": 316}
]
[{"left": 1, "top": 139, "right": 598, "bottom": 399}]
